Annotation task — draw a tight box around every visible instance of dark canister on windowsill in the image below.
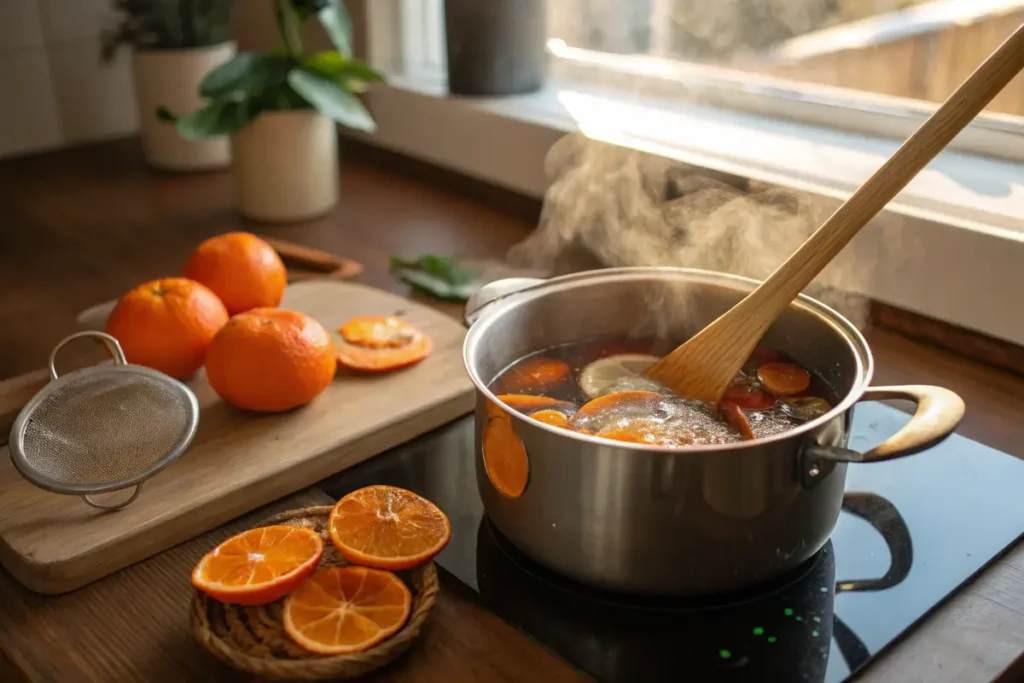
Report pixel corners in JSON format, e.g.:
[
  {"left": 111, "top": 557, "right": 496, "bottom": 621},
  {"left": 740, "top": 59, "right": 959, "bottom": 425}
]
[{"left": 444, "top": 0, "right": 547, "bottom": 96}]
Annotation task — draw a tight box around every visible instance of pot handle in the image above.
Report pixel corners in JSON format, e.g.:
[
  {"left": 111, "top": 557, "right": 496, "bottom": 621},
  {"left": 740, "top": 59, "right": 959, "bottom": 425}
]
[
  {"left": 464, "top": 277, "right": 547, "bottom": 328},
  {"left": 809, "top": 385, "right": 965, "bottom": 464}
]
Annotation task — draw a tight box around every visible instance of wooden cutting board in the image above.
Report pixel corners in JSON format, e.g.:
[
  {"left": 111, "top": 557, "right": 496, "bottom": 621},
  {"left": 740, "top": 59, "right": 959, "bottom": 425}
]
[{"left": 0, "top": 281, "right": 475, "bottom": 595}]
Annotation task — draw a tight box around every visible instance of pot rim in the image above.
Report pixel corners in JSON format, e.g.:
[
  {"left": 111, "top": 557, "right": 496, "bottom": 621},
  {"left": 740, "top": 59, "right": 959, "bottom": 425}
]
[{"left": 463, "top": 266, "right": 874, "bottom": 454}]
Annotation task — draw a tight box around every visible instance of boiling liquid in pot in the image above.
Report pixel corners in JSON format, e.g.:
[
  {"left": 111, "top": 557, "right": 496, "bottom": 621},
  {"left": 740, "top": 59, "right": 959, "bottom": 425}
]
[{"left": 489, "top": 337, "right": 836, "bottom": 447}]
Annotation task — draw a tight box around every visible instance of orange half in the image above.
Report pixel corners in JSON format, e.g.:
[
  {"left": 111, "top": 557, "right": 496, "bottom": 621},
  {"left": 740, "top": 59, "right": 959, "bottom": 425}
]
[
  {"left": 340, "top": 315, "right": 421, "bottom": 349},
  {"left": 328, "top": 485, "right": 451, "bottom": 570},
  {"left": 283, "top": 566, "right": 412, "bottom": 655},
  {"left": 334, "top": 316, "right": 432, "bottom": 373},
  {"left": 191, "top": 525, "right": 324, "bottom": 605}
]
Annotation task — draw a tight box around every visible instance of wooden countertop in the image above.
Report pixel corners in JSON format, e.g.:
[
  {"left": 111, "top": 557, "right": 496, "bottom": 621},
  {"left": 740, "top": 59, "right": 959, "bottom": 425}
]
[{"left": 0, "top": 139, "right": 1022, "bottom": 683}]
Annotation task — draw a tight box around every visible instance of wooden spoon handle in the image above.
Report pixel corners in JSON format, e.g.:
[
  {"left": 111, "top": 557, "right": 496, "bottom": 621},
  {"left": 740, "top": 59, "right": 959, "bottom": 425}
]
[
  {"left": 646, "top": 23, "right": 1024, "bottom": 402},
  {"left": 745, "top": 21, "right": 1024, "bottom": 319}
]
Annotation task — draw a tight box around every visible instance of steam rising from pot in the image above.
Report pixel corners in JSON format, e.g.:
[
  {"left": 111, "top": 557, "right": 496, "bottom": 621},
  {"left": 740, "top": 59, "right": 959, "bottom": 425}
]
[{"left": 507, "top": 133, "right": 897, "bottom": 331}]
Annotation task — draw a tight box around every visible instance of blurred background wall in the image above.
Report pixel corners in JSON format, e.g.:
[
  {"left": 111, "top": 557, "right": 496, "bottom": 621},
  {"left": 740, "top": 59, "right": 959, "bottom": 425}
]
[{"left": 0, "top": 0, "right": 367, "bottom": 160}]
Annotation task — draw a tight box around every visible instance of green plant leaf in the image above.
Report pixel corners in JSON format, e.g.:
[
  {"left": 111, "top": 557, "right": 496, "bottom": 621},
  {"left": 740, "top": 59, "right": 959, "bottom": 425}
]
[
  {"left": 200, "top": 52, "right": 293, "bottom": 98},
  {"left": 255, "top": 82, "right": 315, "bottom": 112},
  {"left": 289, "top": 0, "right": 325, "bottom": 20},
  {"left": 315, "top": 0, "right": 353, "bottom": 58},
  {"left": 303, "top": 51, "right": 385, "bottom": 83},
  {"left": 103, "top": 0, "right": 234, "bottom": 52},
  {"left": 175, "top": 99, "right": 258, "bottom": 140},
  {"left": 389, "top": 255, "right": 481, "bottom": 301},
  {"left": 287, "top": 69, "right": 375, "bottom": 132},
  {"left": 274, "top": 0, "right": 304, "bottom": 56}
]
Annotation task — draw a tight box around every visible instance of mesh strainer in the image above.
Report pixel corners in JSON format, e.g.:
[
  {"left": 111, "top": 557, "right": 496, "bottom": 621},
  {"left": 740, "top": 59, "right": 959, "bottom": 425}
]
[{"left": 8, "top": 331, "right": 199, "bottom": 511}]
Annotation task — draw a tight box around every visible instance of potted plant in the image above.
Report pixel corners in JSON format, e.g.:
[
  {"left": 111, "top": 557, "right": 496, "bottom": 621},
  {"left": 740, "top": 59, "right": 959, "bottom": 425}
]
[
  {"left": 102, "top": 0, "right": 235, "bottom": 171},
  {"left": 162, "top": 0, "right": 384, "bottom": 223}
]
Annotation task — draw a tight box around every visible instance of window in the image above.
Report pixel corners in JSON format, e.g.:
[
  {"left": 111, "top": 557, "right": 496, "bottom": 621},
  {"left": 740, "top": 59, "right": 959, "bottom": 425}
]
[
  {"left": 386, "top": 0, "right": 1024, "bottom": 159},
  {"left": 362, "top": 0, "right": 1024, "bottom": 348}
]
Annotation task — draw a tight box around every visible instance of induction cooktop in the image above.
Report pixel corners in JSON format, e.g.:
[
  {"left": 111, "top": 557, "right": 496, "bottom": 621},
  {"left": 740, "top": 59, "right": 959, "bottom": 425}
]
[{"left": 322, "top": 402, "right": 1024, "bottom": 683}]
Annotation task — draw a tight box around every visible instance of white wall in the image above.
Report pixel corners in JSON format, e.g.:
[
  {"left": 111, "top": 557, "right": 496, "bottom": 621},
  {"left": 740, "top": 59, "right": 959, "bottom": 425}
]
[{"left": 0, "top": 0, "right": 138, "bottom": 159}]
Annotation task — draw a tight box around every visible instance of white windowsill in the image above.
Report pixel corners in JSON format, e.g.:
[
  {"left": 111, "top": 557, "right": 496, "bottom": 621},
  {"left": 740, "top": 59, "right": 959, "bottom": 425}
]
[{"left": 346, "top": 76, "right": 1024, "bottom": 347}]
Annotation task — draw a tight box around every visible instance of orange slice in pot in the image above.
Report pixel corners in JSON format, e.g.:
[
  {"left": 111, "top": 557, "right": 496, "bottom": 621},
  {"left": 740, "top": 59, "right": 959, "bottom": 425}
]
[
  {"left": 495, "top": 357, "right": 571, "bottom": 393},
  {"left": 720, "top": 403, "right": 756, "bottom": 441},
  {"left": 530, "top": 409, "right": 570, "bottom": 428},
  {"left": 571, "top": 390, "right": 663, "bottom": 422},
  {"left": 328, "top": 485, "right": 451, "bottom": 570},
  {"left": 758, "top": 362, "right": 811, "bottom": 396},
  {"left": 721, "top": 382, "right": 776, "bottom": 410},
  {"left": 495, "top": 393, "right": 576, "bottom": 414},
  {"left": 335, "top": 316, "right": 432, "bottom": 372},
  {"left": 483, "top": 399, "right": 530, "bottom": 497},
  {"left": 578, "top": 353, "right": 661, "bottom": 399},
  {"left": 191, "top": 525, "right": 323, "bottom": 606},
  {"left": 283, "top": 566, "right": 412, "bottom": 655}
]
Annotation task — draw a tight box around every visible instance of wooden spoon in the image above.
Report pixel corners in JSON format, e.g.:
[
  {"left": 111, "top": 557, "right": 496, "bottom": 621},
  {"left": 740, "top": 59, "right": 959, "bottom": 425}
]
[{"left": 645, "top": 22, "right": 1024, "bottom": 403}]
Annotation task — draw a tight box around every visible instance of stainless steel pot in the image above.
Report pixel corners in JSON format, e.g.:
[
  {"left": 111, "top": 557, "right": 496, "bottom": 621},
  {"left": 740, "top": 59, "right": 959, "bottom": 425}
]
[{"left": 462, "top": 267, "right": 965, "bottom": 596}]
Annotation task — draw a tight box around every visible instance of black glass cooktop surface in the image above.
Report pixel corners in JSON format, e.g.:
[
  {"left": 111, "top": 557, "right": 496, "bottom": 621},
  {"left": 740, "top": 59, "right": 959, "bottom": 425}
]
[{"left": 323, "top": 403, "right": 1024, "bottom": 683}]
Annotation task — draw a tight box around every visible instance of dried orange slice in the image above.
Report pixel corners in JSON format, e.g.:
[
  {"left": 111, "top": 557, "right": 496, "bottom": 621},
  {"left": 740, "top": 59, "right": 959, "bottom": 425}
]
[
  {"left": 191, "top": 525, "right": 323, "bottom": 605},
  {"left": 283, "top": 566, "right": 412, "bottom": 655},
  {"left": 328, "top": 485, "right": 451, "bottom": 570},
  {"left": 335, "top": 315, "right": 432, "bottom": 373}
]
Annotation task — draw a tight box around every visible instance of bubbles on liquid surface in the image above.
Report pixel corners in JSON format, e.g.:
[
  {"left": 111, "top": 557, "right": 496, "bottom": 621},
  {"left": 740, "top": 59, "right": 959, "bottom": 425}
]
[{"left": 492, "top": 337, "right": 834, "bottom": 447}]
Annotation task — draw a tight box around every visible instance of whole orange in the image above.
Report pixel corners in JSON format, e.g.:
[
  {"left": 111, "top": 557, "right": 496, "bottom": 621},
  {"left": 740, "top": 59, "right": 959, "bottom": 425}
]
[
  {"left": 105, "top": 277, "right": 229, "bottom": 380},
  {"left": 205, "top": 308, "right": 337, "bottom": 413},
  {"left": 181, "top": 232, "right": 287, "bottom": 315}
]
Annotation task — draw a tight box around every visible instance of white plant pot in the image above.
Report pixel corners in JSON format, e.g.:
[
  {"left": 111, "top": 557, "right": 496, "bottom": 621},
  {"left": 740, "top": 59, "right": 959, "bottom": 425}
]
[
  {"left": 132, "top": 42, "right": 235, "bottom": 172},
  {"left": 231, "top": 111, "right": 339, "bottom": 223}
]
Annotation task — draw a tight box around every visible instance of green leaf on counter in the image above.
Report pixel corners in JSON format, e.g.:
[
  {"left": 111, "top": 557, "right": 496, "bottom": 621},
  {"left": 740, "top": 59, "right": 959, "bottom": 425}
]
[{"left": 389, "top": 254, "right": 481, "bottom": 301}]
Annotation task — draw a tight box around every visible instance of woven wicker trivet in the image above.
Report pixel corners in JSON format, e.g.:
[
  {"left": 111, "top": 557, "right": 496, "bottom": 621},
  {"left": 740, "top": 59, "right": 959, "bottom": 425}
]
[{"left": 191, "top": 506, "right": 440, "bottom": 681}]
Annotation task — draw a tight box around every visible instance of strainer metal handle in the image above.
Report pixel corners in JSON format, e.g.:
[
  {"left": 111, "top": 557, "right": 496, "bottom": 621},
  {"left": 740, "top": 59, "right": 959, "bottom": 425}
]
[
  {"left": 84, "top": 483, "right": 143, "bottom": 511},
  {"left": 10, "top": 330, "right": 199, "bottom": 512},
  {"left": 49, "top": 331, "right": 127, "bottom": 381}
]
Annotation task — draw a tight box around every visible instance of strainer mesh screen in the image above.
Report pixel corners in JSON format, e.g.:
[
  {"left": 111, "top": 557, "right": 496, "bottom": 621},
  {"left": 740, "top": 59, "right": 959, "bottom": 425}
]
[{"left": 21, "top": 372, "right": 191, "bottom": 486}]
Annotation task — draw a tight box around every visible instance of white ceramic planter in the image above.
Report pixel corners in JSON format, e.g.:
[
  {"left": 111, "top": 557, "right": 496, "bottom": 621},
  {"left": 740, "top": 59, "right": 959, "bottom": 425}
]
[
  {"left": 231, "top": 111, "right": 339, "bottom": 223},
  {"left": 132, "top": 42, "right": 235, "bottom": 172}
]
